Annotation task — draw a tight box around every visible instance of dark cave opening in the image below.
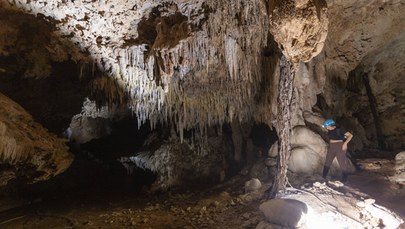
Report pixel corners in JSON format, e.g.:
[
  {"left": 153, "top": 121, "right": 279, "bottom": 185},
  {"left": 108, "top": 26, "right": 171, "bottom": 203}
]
[
  {"left": 65, "top": 116, "right": 159, "bottom": 193},
  {"left": 0, "top": 116, "right": 160, "bottom": 206},
  {"left": 0, "top": 60, "right": 89, "bottom": 134},
  {"left": 250, "top": 123, "right": 278, "bottom": 154}
]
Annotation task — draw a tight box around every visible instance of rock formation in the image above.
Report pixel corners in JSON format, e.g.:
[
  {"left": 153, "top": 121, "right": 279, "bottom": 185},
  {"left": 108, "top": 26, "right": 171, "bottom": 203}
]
[
  {"left": 0, "top": 0, "right": 404, "bottom": 187},
  {"left": 0, "top": 93, "right": 73, "bottom": 186}
]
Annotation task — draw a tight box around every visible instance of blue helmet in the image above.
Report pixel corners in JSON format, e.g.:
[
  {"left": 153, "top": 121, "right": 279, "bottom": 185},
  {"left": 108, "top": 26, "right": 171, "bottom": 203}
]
[{"left": 323, "top": 119, "right": 335, "bottom": 127}]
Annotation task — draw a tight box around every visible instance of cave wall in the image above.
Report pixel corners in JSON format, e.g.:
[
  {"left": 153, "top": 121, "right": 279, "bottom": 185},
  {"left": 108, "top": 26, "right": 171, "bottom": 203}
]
[
  {"left": 298, "top": 0, "right": 405, "bottom": 151},
  {"left": 0, "top": 92, "right": 73, "bottom": 186}
]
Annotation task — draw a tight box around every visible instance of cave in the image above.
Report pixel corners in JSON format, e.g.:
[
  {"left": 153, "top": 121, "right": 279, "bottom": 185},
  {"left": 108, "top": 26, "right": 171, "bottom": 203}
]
[{"left": 0, "top": 0, "right": 404, "bottom": 228}]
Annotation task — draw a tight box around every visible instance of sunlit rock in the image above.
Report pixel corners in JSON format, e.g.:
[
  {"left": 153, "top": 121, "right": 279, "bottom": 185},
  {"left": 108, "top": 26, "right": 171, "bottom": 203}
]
[
  {"left": 258, "top": 199, "right": 308, "bottom": 228},
  {"left": 257, "top": 183, "right": 404, "bottom": 229}
]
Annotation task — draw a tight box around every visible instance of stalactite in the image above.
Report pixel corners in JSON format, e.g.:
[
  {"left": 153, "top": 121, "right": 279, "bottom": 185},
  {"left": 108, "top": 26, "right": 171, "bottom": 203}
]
[
  {"left": 0, "top": 0, "right": 283, "bottom": 183},
  {"left": 5, "top": 0, "right": 273, "bottom": 143}
]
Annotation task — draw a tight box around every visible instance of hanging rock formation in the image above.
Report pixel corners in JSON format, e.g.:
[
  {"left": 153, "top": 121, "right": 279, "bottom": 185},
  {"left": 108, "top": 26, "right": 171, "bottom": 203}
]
[
  {"left": 0, "top": 0, "right": 271, "bottom": 138},
  {"left": 0, "top": 93, "right": 73, "bottom": 186},
  {"left": 268, "top": 0, "right": 328, "bottom": 64}
]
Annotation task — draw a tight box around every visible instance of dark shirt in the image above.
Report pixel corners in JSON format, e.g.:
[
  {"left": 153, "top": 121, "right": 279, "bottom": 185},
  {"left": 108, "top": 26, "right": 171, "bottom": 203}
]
[{"left": 327, "top": 128, "right": 347, "bottom": 141}]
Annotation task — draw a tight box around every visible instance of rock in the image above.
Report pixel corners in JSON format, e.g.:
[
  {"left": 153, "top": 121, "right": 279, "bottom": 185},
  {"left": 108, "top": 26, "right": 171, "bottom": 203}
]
[
  {"left": 65, "top": 99, "right": 128, "bottom": 144},
  {"left": 259, "top": 199, "right": 308, "bottom": 228},
  {"left": 133, "top": 130, "right": 229, "bottom": 190},
  {"left": 264, "top": 158, "right": 276, "bottom": 167},
  {"left": 356, "top": 201, "right": 366, "bottom": 208},
  {"left": 249, "top": 158, "right": 269, "bottom": 180},
  {"left": 245, "top": 178, "right": 262, "bottom": 193},
  {"left": 289, "top": 127, "right": 326, "bottom": 174},
  {"left": 291, "top": 126, "right": 327, "bottom": 154},
  {"left": 388, "top": 151, "right": 405, "bottom": 185},
  {"left": 289, "top": 126, "right": 355, "bottom": 175},
  {"left": 364, "top": 199, "right": 375, "bottom": 205},
  {"left": 288, "top": 146, "right": 321, "bottom": 174},
  {"left": 269, "top": 0, "right": 328, "bottom": 64},
  {"left": 313, "top": 182, "right": 322, "bottom": 187},
  {"left": 286, "top": 182, "right": 404, "bottom": 229},
  {"left": 328, "top": 180, "right": 344, "bottom": 188},
  {"left": 395, "top": 152, "right": 405, "bottom": 161},
  {"left": 302, "top": 111, "right": 325, "bottom": 128},
  {"left": 268, "top": 141, "right": 278, "bottom": 158},
  {"left": 0, "top": 93, "right": 73, "bottom": 186},
  {"left": 256, "top": 221, "right": 289, "bottom": 229},
  {"left": 322, "top": 1, "right": 405, "bottom": 150}
]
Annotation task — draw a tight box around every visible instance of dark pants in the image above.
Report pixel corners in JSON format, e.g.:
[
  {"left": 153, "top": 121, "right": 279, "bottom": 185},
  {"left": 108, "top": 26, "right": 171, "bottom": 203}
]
[{"left": 323, "top": 142, "right": 347, "bottom": 177}]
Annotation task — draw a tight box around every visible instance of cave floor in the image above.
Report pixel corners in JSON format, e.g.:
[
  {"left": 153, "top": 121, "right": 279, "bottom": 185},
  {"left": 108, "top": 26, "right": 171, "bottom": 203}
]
[
  {"left": 0, "top": 159, "right": 404, "bottom": 229},
  {"left": 0, "top": 174, "right": 266, "bottom": 229}
]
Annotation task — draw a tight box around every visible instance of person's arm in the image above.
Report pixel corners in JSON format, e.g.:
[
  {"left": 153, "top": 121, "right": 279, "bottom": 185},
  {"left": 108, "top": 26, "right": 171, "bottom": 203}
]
[{"left": 342, "top": 131, "right": 353, "bottom": 151}]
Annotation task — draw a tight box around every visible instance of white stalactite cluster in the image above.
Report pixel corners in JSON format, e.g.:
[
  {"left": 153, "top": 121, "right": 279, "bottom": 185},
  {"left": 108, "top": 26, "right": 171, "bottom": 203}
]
[{"left": 1, "top": 0, "right": 270, "bottom": 140}]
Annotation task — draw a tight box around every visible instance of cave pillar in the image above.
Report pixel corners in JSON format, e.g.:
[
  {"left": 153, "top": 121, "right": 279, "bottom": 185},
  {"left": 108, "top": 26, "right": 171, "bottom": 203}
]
[
  {"left": 265, "top": 0, "right": 328, "bottom": 198},
  {"left": 267, "top": 56, "right": 295, "bottom": 198}
]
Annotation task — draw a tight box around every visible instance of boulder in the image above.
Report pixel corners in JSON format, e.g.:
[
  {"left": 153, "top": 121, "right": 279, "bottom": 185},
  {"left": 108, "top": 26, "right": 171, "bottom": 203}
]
[
  {"left": 0, "top": 93, "right": 73, "bottom": 186},
  {"left": 288, "top": 146, "right": 322, "bottom": 174},
  {"left": 289, "top": 126, "right": 355, "bottom": 175},
  {"left": 389, "top": 151, "right": 405, "bottom": 185},
  {"left": 259, "top": 199, "right": 308, "bottom": 228},
  {"left": 291, "top": 125, "right": 327, "bottom": 154},
  {"left": 268, "top": 141, "right": 278, "bottom": 158},
  {"left": 245, "top": 178, "right": 262, "bottom": 193}
]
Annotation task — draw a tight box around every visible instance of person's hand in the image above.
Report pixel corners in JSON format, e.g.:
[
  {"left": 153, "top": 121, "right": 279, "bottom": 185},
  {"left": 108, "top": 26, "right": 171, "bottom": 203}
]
[{"left": 342, "top": 143, "right": 348, "bottom": 151}]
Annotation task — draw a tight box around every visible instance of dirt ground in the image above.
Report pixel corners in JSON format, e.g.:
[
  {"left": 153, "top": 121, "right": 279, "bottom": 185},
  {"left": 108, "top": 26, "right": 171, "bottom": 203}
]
[
  {"left": 0, "top": 175, "right": 266, "bottom": 229},
  {"left": 0, "top": 159, "right": 403, "bottom": 229}
]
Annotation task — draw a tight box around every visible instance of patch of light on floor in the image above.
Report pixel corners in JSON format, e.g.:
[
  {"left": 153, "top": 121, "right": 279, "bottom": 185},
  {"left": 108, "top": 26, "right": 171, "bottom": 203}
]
[
  {"left": 364, "top": 203, "right": 402, "bottom": 229},
  {"left": 304, "top": 206, "right": 351, "bottom": 229},
  {"left": 302, "top": 204, "right": 403, "bottom": 229}
]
